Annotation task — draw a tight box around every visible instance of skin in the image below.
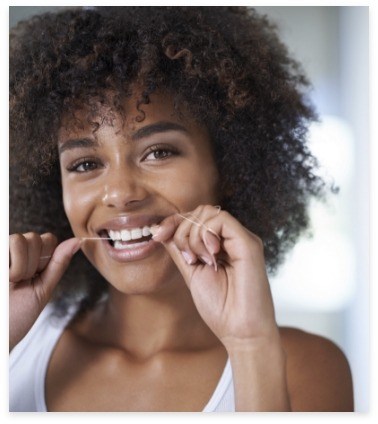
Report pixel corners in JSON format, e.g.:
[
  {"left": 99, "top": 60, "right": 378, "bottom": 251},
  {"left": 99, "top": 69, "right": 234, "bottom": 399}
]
[{"left": 9, "top": 92, "right": 354, "bottom": 411}]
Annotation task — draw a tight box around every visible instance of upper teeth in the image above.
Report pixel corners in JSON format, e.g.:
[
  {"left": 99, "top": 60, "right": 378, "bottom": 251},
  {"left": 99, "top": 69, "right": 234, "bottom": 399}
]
[{"left": 108, "top": 226, "right": 152, "bottom": 242}]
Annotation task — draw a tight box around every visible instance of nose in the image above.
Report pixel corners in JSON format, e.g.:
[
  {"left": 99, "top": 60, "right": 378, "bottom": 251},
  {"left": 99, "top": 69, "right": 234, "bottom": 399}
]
[{"left": 101, "top": 166, "right": 149, "bottom": 209}]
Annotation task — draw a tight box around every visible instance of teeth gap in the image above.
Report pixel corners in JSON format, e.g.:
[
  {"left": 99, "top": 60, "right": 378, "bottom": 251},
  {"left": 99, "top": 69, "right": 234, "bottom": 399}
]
[{"left": 102, "top": 230, "right": 114, "bottom": 246}]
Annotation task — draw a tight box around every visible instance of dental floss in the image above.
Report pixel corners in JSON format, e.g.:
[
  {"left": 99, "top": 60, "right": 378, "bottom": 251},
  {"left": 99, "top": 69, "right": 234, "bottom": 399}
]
[
  {"left": 39, "top": 206, "right": 222, "bottom": 267},
  {"left": 39, "top": 237, "right": 112, "bottom": 259},
  {"left": 177, "top": 212, "right": 221, "bottom": 241},
  {"left": 176, "top": 206, "right": 222, "bottom": 271}
]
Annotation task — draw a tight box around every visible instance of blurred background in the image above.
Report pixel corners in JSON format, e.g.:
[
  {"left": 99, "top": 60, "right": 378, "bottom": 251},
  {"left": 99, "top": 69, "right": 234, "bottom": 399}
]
[
  {"left": 253, "top": 7, "right": 369, "bottom": 413},
  {"left": 9, "top": 6, "right": 369, "bottom": 412}
]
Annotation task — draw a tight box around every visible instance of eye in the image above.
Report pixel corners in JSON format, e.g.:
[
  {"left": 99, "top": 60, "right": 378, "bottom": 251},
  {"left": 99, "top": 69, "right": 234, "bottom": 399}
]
[
  {"left": 144, "top": 144, "right": 179, "bottom": 161},
  {"left": 66, "top": 158, "right": 102, "bottom": 173}
]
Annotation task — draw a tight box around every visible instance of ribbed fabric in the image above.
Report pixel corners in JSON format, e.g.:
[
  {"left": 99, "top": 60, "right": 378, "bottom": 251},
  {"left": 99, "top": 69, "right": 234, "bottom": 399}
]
[
  {"left": 202, "top": 358, "right": 234, "bottom": 411},
  {"left": 9, "top": 304, "right": 235, "bottom": 412},
  {"left": 9, "top": 305, "right": 73, "bottom": 412}
]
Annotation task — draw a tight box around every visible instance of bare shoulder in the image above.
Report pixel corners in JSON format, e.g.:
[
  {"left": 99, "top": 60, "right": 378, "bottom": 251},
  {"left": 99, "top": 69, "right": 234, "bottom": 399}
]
[{"left": 279, "top": 326, "right": 354, "bottom": 411}]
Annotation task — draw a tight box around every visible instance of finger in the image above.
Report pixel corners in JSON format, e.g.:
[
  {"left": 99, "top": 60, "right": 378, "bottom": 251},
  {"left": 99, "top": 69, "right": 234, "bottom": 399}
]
[
  {"left": 151, "top": 214, "right": 185, "bottom": 242},
  {"left": 186, "top": 206, "right": 222, "bottom": 267},
  {"left": 152, "top": 205, "right": 224, "bottom": 268},
  {"left": 202, "top": 211, "right": 263, "bottom": 262},
  {"left": 34, "top": 238, "right": 81, "bottom": 303},
  {"left": 23, "top": 232, "right": 43, "bottom": 280},
  {"left": 9, "top": 234, "right": 28, "bottom": 282},
  {"left": 37, "top": 233, "right": 59, "bottom": 272},
  {"left": 153, "top": 206, "right": 221, "bottom": 266},
  {"left": 202, "top": 229, "right": 221, "bottom": 256},
  {"left": 172, "top": 212, "right": 206, "bottom": 263},
  {"left": 187, "top": 213, "right": 214, "bottom": 266},
  {"left": 151, "top": 205, "right": 220, "bottom": 243},
  {"left": 152, "top": 214, "right": 198, "bottom": 264},
  {"left": 160, "top": 238, "right": 198, "bottom": 288},
  {"left": 201, "top": 226, "right": 222, "bottom": 271}
]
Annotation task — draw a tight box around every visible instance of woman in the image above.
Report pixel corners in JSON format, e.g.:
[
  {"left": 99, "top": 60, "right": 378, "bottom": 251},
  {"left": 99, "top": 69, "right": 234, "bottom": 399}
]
[{"left": 9, "top": 6, "right": 354, "bottom": 411}]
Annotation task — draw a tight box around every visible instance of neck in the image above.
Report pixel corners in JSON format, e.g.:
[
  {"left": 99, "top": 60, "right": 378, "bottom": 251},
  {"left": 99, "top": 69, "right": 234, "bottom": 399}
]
[{"left": 82, "top": 279, "right": 220, "bottom": 360}]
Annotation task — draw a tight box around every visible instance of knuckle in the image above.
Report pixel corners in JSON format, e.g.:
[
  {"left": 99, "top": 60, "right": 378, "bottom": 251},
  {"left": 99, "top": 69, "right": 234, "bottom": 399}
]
[
  {"left": 173, "top": 231, "right": 187, "bottom": 249},
  {"left": 9, "top": 233, "right": 26, "bottom": 248},
  {"left": 218, "top": 210, "right": 229, "bottom": 220},
  {"left": 204, "top": 204, "right": 215, "bottom": 214},
  {"left": 24, "top": 231, "right": 40, "bottom": 239},
  {"left": 42, "top": 232, "right": 58, "bottom": 244},
  {"left": 193, "top": 204, "right": 205, "bottom": 215},
  {"left": 188, "top": 234, "right": 205, "bottom": 254},
  {"left": 41, "top": 232, "right": 59, "bottom": 251},
  {"left": 25, "top": 231, "right": 42, "bottom": 245},
  {"left": 172, "top": 214, "right": 182, "bottom": 227}
]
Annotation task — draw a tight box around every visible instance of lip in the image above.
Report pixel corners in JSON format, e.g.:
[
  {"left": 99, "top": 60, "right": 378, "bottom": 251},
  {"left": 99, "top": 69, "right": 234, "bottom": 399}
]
[
  {"left": 95, "top": 214, "right": 166, "bottom": 233},
  {"left": 94, "top": 214, "right": 167, "bottom": 263},
  {"left": 102, "top": 237, "right": 161, "bottom": 263}
]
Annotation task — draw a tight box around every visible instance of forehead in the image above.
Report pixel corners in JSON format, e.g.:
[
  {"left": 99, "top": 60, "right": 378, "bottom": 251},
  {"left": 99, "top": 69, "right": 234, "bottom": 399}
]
[
  {"left": 57, "top": 91, "right": 213, "bottom": 154},
  {"left": 58, "top": 91, "right": 190, "bottom": 140}
]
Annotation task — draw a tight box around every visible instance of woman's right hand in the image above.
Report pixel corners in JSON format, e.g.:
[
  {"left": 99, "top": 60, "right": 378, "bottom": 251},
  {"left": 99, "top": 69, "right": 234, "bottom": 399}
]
[{"left": 9, "top": 233, "right": 81, "bottom": 351}]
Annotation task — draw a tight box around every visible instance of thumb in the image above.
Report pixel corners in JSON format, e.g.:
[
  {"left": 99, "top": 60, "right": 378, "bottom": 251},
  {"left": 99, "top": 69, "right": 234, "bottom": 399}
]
[
  {"left": 151, "top": 215, "right": 195, "bottom": 286},
  {"left": 37, "top": 237, "right": 81, "bottom": 301},
  {"left": 160, "top": 239, "right": 195, "bottom": 288}
]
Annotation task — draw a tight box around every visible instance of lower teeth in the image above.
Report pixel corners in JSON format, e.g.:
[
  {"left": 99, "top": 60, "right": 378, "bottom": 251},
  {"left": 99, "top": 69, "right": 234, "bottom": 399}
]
[{"left": 113, "top": 240, "right": 150, "bottom": 250}]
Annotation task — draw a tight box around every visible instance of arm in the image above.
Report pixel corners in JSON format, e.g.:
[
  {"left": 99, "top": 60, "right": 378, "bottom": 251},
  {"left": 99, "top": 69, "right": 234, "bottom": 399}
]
[
  {"left": 227, "top": 333, "right": 291, "bottom": 411},
  {"left": 152, "top": 205, "right": 353, "bottom": 411},
  {"left": 153, "top": 205, "right": 291, "bottom": 411},
  {"left": 228, "top": 328, "right": 354, "bottom": 412}
]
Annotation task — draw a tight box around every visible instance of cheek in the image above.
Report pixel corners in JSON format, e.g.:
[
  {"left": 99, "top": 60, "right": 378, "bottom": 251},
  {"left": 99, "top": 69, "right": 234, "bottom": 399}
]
[
  {"left": 188, "top": 158, "right": 219, "bottom": 201},
  {"left": 158, "top": 161, "right": 219, "bottom": 211},
  {"left": 62, "top": 180, "right": 97, "bottom": 229},
  {"left": 62, "top": 187, "right": 80, "bottom": 230}
]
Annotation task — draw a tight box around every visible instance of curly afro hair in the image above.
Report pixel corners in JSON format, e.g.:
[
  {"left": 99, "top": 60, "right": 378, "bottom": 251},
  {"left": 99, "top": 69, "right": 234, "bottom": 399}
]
[{"left": 10, "top": 6, "right": 327, "bottom": 315}]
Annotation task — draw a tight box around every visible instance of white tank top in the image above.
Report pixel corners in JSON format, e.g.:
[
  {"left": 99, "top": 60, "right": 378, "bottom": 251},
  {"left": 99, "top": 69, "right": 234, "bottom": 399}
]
[{"left": 9, "top": 304, "right": 235, "bottom": 412}]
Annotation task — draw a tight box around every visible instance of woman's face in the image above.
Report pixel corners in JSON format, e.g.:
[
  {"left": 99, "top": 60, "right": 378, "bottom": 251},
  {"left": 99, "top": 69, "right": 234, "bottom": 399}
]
[{"left": 58, "top": 92, "right": 219, "bottom": 294}]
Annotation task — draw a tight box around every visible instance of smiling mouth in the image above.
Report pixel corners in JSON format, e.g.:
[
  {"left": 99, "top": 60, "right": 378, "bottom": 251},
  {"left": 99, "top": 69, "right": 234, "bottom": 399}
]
[{"left": 99, "top": 226, "right": 155, "bottom": 249}]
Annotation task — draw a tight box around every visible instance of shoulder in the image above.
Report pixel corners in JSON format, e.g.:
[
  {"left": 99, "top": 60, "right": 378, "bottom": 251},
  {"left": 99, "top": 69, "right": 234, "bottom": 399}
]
[
  {"left": 279, "top": 326, "right": 354, "bottom": 411},
  {"left": 10, "top": 303, "right": 75, "bottom": 361}
]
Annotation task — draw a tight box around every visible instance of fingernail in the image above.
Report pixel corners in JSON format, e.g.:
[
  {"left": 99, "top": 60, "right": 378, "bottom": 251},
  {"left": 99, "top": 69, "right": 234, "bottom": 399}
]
[
  {"left": 213, "top": 257, "right": 218, "bottom": 272},
  {"left": 200, "top": 255, "right": 213, "bottom": 267},
  {"left": 182, "top": 251, "right": 195, "bottom": 265}
]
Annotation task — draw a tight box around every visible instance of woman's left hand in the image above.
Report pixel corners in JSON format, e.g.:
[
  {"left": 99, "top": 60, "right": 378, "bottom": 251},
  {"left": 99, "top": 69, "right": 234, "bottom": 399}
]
[{"left": 152, "top": 204, "right": 279, "bottom": 350}]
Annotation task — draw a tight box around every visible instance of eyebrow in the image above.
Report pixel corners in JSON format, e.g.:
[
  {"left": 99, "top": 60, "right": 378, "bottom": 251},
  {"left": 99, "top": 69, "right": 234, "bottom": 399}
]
[
  {"left": 131, "top": 121, "right": 190, "bottom": 141},
  {"left": 58, "top": 137, "right": 99, "bottom": 154},
  {"left": 58, "top": 121, "right": 190, "bottom": 154}
]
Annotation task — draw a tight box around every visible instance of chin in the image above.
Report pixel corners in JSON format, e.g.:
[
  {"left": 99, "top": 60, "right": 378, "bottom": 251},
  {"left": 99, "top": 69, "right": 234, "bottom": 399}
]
[{"left": 99, "top": 258, "right": 182, "bottom": 296}]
